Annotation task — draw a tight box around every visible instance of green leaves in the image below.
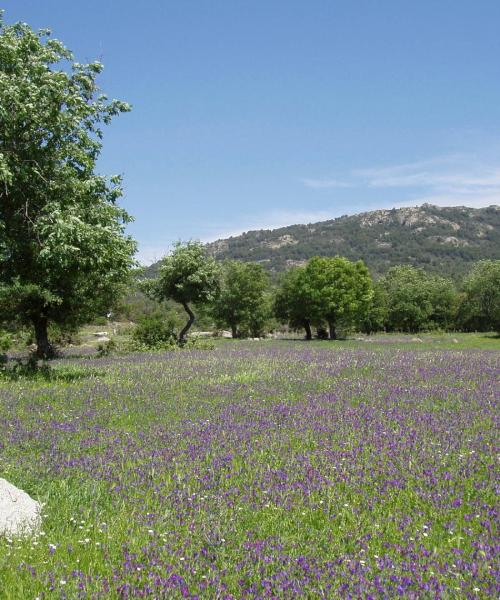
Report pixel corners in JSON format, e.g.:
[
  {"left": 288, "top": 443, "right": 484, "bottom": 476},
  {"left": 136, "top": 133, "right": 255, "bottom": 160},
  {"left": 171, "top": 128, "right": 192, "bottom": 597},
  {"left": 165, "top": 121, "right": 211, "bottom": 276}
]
[
  {"left": 274, "top": 257, "right": 373, "bottom": 337},
  {"left": 0, "top": 15, "right": 136, "bottom": 347},
  {"left": 459, "top": 260, "right": 500, "bottom": 333},
  {"left": 151, "top": 242, "right": 220, "bottom": 342},
  {"left": 156, "top": 242, "right": 221, "bottom": 306},
  {"left": 304, "top": 257, "right": 373, "bottom": 329},
  {"left": 381, "top": 266, "right": 457, "bottom": 332},
  {"left": 212, "top": 261, "right": 270, "bottom": 337},
  {"left": 274, "top": 266, "right": 313, "bottom": 328}
]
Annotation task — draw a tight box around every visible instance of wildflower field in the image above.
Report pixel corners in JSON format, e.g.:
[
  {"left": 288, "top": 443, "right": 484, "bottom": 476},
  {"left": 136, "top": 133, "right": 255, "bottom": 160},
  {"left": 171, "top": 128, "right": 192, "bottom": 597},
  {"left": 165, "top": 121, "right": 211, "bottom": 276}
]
[{"left": 0, "top": 337, "right": 498, "bottom": 599}]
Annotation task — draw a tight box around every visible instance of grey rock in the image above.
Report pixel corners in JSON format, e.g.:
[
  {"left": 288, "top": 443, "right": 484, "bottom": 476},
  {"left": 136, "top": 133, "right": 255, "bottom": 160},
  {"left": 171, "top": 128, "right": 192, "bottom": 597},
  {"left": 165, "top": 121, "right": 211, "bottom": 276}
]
[{"left": 0, "top": 478, "right": 41, "bottom": 537}]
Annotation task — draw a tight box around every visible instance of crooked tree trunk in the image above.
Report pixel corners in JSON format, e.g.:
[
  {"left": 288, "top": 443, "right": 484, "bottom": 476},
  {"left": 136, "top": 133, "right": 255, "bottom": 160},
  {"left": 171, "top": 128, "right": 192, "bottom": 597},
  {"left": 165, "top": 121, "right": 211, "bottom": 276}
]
[
  {"left": 303, "top": 319, "right": 312, "bottom": 340},
  {"left": 328, "top": 321, "right": 337, "bottom": 340},
  {"left": 231, "top": 324, "right": 238, "bottom": 339},
  {"left": 33, "top": 316, "right": 55, "bottom": 359},
  {"left": 179, "top": 301, "right": 195, "bottom": 344}
]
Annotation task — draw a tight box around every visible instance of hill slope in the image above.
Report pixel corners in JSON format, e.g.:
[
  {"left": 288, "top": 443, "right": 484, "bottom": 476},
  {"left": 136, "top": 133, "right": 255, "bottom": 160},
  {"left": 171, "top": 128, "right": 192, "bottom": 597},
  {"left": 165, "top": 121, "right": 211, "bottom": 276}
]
[
  {"left": 205, "top": 204, "right": 499, "bottom": 278},
  {"left": 146, "top": 204, "right": 499, "bottom": 279}
]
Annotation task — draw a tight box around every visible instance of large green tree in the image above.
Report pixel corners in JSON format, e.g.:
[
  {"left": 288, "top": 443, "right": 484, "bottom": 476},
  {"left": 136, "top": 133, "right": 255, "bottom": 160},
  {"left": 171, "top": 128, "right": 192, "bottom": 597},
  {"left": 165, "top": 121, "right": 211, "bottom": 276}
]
[
  {"left": 304, "top": 257, "right": 373, "bottom": 339},
  {"left": 458, "top": 260, "right": 500, "bottom": 334},
  {"left": 274, "top": 266, "right": 315, "bottom": 340},
  {"left": 152, "top": 242, "right": 220, "bottom": 343},
  {"left": 382, "top": 265, "right": 457, "bottom": 333},
  {"left": 0, "top": 15, "right": 136, "bottom": 357},
  {"left": 213, "top": 261, "right": 269, "bottom": 338}
]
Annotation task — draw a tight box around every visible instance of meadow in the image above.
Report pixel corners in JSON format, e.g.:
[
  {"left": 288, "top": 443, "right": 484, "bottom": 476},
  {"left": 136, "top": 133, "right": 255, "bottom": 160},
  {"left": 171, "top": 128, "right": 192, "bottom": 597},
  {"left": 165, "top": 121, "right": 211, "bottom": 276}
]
[{"left": 0, "top": 336, "right": 498, "bottom": 598}]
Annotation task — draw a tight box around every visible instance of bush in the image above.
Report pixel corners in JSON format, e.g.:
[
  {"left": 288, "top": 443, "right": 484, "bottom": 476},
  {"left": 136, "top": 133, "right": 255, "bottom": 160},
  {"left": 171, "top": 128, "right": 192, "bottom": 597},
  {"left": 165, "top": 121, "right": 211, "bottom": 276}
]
[
  {"left": 97, "top": 339, "right": 117, "bottom": 357},
  {"left": 0, "top": 331, "right": 11, "bottom": 369},
  {"left": 0, "top": 331, "right": 12, "bottom": 353},
  {"left": 92, "top": 316, "right": 108, "bottom": 326},
  {"left": 132, "top": 314, "right": 177, "bottom": 349},
  {"left": 183, "top": 337, "right": 216, "bottom": 351}
]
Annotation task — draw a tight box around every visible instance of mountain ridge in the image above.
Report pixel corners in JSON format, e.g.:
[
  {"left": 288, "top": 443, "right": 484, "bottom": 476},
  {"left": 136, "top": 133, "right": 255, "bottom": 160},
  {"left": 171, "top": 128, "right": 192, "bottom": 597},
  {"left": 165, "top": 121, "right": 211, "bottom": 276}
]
[{"left": 148, "top": 204, "right": 500, "bottom": 279}]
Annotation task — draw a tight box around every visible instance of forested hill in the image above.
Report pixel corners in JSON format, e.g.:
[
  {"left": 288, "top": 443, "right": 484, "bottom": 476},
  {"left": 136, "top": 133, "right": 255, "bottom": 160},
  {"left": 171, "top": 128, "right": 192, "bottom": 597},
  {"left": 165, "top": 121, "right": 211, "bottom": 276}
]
[{"left": 147, "top": 204, "right": 500, "bottom": 279}]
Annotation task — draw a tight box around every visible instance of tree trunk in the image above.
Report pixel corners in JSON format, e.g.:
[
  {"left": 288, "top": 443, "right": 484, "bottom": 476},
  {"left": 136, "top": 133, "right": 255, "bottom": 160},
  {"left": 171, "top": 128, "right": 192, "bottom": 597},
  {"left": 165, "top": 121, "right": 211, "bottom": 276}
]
[
  {"left": 231, "top": 324, "right": 238, "bottom": 338},
  {"left": 33, "top": 316, "right": 54, "bottom": 359},
  {"left": 179, "top": 301, "right": 195, "bottom": 344},
  {"left": 328, "top": 321, "right": 337, "bottom": 340},
  {"left": 303, "top": 319, "right": 312, "bottom": 340}
]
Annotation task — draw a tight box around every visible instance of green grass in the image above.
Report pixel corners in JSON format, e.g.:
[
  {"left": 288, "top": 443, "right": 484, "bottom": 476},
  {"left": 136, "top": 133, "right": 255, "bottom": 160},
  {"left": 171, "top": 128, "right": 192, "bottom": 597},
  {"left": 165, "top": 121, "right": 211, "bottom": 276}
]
[{"left": 0, "top": 334, "right": 497, "bottom": 598}]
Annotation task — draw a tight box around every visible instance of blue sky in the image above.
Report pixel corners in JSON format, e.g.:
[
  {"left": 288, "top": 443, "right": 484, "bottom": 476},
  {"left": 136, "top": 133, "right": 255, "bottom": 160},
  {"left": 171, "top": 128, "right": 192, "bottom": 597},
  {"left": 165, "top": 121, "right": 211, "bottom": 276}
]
[{"left": 3, "top": 1, "right": 500, "bottom": 263}]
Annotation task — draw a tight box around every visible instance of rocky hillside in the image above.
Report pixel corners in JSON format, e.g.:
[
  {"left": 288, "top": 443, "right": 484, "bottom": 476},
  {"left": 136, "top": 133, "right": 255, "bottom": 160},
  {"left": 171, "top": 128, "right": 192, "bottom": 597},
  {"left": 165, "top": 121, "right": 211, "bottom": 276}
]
[{"left": 147, "top": 204, "right": 499, "bottom": 279}]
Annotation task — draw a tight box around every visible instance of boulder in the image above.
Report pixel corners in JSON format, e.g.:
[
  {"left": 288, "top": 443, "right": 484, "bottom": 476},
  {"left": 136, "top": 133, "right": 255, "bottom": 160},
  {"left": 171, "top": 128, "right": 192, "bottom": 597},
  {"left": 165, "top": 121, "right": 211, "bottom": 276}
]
[{"left": 0, "top": 478, "right": 41, "bottom": 537}]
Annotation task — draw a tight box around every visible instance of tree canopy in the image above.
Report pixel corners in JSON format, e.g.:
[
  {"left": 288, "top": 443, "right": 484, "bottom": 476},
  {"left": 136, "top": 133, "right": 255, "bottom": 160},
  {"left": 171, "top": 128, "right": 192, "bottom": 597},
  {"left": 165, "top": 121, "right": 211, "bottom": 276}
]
[
  {"left": 304, "top": 257, "right": 373, "bottom": 339},
  {"left": 213, "top": 261, "right": 270, "bottom": 338},
  {"left": 359, "top": 281, "right": 389, "bottom": 335},
  {"left": 459, "top": 260, "right": 500, "bottom": 334},
  {"left": 381, "top": 266, "right": 457, "bottom": 333},
  {"left": 0, "top": 15, "right": 136, "bottom": 357},
  {"left": 152, "top": 241, "right": 220, "bottom": 343},
  {"left": 274, "top": 266, "right": 315, "bottom": 339}
]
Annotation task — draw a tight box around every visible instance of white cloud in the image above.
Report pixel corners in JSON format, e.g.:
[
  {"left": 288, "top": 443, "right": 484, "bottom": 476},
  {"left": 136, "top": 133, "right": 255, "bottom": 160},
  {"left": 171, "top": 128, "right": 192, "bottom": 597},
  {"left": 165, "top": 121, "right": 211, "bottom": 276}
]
[
  {"left": 304, "top": 154, "right": 500, "bottom": 208},
  {"left": 136, "top": 155, "right": 500, "bottom": 265}
]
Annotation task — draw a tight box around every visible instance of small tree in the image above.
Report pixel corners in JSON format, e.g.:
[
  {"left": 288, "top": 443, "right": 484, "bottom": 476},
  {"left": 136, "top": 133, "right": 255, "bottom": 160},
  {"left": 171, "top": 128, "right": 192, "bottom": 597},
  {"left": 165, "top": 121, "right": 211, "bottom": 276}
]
[
  {"left": 274, "top": 266, "right": 315, "bottom": 340},
  {"left": 305, "top": 257, "right": 373, "bottom": 339},
  {"left": 212, "top": 261, "right": 269, "bottom": 338},
  {"left": 0, "top": 16, "right": 136, "bottom": 357},
  {"left": 153, "top": 242, "right": 220, "bottom": 343},
  {"left": 459, "top": 260, "right": 500, "bottom": 334}
]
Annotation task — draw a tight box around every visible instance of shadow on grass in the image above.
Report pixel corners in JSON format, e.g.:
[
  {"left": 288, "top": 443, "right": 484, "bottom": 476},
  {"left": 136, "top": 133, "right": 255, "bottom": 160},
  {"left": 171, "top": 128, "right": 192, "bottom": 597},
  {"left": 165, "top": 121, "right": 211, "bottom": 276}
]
[
  {"left": 52, "top": 351, "right": 98, "bottom": 361},
  {"left": 0, "top": 357, "right": 103, "bottom": 382},
  {"left": 276, "top": 337, "right": 349, "bottom": 342}
]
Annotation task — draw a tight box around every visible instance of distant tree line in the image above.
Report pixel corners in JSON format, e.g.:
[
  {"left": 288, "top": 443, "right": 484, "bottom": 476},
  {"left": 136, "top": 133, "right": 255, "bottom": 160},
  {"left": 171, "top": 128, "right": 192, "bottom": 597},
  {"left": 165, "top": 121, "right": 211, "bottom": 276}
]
[
  {"left": 137, "top": 242, "right": 500, "bottom": 344},
  {"left": 274, "top": 258, "right": 499, "bottom": 338}
]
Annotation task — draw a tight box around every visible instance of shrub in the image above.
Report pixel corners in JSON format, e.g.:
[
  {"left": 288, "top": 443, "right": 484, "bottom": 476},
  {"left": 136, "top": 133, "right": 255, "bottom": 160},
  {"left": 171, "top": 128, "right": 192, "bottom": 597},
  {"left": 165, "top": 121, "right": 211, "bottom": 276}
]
[
  {"left": 93, "top": 316, "right": 109, "bottom": 326},
  {"left": 97, "top": 339, "right": 117, "bottom": 357},
  {"left": 0, "top": 331, "right": 11, "bottom": 369},
  {"left": 132, "top": 314, "right": 177, "bottom": 349},
  {"left": 0, "top": 331, "right": 12, "bottom": 353},
  {"left": 183, "top": 338, "right": 216, "bottom": 351}
]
